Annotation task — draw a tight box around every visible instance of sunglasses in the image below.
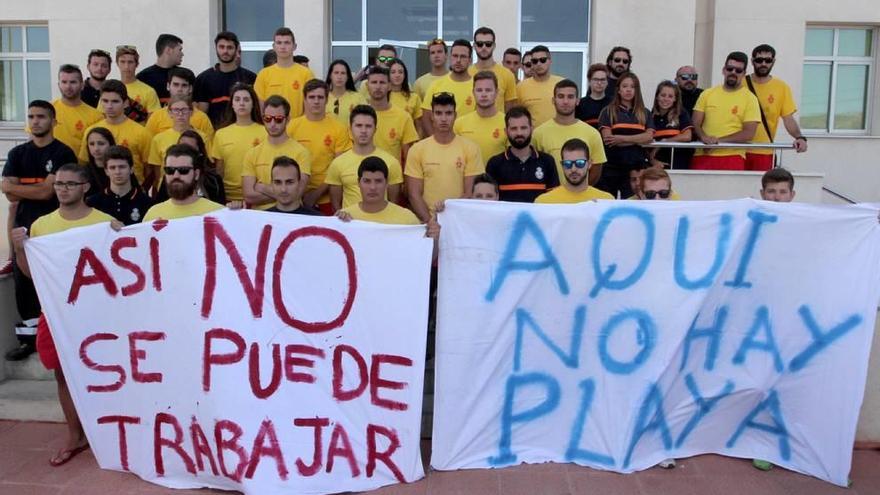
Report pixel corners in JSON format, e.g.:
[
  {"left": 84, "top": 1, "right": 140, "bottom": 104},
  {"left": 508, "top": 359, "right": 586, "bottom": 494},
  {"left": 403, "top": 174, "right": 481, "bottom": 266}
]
[
  {"left": 724, "top": 66, "right": 745, "bottom": 74},
  {"left": 677, "top": 73, "right": 698, "bottom": 81},
  {"left": 753, "top": 57, "right": 774, "bottom": 64},
  {"left": 333, "top": 98, "right": 340, "bottom": 115},
  {"left": 429, "top": 38, "right": 445, "bottom": 45},
  {"left": 531, "top": 56, "right": 549, "bottom": 64},
  {"left": 612, "top": 57, "right": 631, "bottom": 64},
  {"left": 474, "top": 41, "right": 494, "bottom": 48},
  {"left": 644, "top": 189, "right": 671, "bottom": 199},
  {"left": 263, "top": 115, "right": 286, "bottom": 123},
  {"left": 377, "top": 55, "right": 394, "bottom": 63},
  {"left": 561, "top": 159, "right": 589, "bottom": 169},
  {"left": 164, "top": 166, "right": 194, "bottom": 176},
  {"left": 116, "top": 44, "right": 137, "bottom": 51}
]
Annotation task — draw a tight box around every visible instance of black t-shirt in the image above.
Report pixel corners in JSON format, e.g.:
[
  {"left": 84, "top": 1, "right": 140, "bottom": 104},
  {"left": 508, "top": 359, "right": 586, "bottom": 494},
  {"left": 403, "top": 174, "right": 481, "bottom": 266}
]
[
  {"left": 651, "top": 110, "right": 694, "bottom": 169},
  {"left": 87, "top": 186, "right": 154, "bottom": 225},
  {"left": 267, "top": 205, "right": 322, "bottom": 215},
  {"left": 137, "top": 65, "right": 175, "bottom": 103},
  {"left": 82, "top": 79, "right": 102, "bottom": 108},
  {"left": 2, "top": 139, "right": 76, "bottom": 228},
  {"left": 194, "top": 65, "right": 258, "bottom": 127},
  {"left": 576, "top": 94, "right": 613, "bottom": 128},
  {"left": 486, "top": 147, "right": 560, "bottom": 203},
  {"left": 598, "top": 105, "right": 654, "bottom": 167},
  {"left": 681, "top": 88, "right": 704, "bottom": 114},
  {"left": 604, "top": 76, "right": 618, "bottom": 99}
]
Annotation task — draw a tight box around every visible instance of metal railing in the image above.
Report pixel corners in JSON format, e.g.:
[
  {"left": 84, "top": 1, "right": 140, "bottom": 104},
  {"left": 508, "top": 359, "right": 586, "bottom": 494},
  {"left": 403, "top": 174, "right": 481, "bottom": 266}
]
[{"left": 643, "top": 141, "right": 797, "bottom": 168}]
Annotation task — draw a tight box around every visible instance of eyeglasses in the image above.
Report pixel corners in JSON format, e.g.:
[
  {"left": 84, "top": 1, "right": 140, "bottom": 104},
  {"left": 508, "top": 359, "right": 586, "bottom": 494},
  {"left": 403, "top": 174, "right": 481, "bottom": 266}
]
[
  {"left": 724, "top": 66, "right": 745, "bottom": 74},
  {"left": 164, "top": 166, "right": 194, "bottom": 176},
  {"left": 474, "top": 41, "right": 494, "bottom": 48},
  {"left": 169, "top": 107, "right": 191, "bottom": 115},
  {"left": 53, "top": 181, "right": 87, "bottom": 190},
  {"left": 753, "top": 57, "right": 774, "bottom": 64},
  {"left": 677, "top": 73, "right": 698, "bottom": 81},
  {"left": 376, "top": 55, "right": 394, "bottom": 63},
  {"left": 613, "top": 58, "right": 631, "bottom": 64},
  {"left": 263, "top": 115, "right": 286, "bottom": 123},
  {"left": 531, "top": 56, "right": 549, "bottom": 64},
  {"left": 590, "top": 77, "right": 608, "bottom": 83},
  {"left": 561, "top": 159, "right": 589, "bottom": 169},
  {"left": 644, "top": 189, "right": 671, "bottom": 199}
]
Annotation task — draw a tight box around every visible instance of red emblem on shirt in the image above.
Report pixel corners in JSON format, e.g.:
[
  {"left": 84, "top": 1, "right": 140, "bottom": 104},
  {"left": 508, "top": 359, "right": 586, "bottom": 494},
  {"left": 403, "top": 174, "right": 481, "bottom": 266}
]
[
  {"left": 324, "top": 134, "right": 333, "bottom": 147},
  {"left": 731, "top": 105, "right": 739, "bottom": 115},
  {"left": 389, "top": 128, "right": 397, "bottom": 140},
  {"left": 492, "top": 128, "right": 500, "bottom": 139},
  {"left": 292, "top": 81, "right": 300, "bottom": 90},
  {"left": 252, "top": 138, "right": 261, "bottom": 147},
  {"left": 466, "top": 96, "right": 473, "bottom": 107},
  {"left": 75, "top": 120, "right": 84, "bottom": 132},
  {"left": 455, "top": 157, "right": 464, "bottom": 169},
  {"left": 768, "top": 94, "right": 775, "bottom": 104},
  {"left": 121, "top": 139, "right": 130, "bottom": 148}
]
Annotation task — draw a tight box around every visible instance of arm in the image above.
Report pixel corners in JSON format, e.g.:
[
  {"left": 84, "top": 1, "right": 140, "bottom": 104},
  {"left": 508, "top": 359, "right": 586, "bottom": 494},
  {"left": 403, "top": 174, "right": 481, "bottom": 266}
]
[
  {"left": 609, "top": 129, "right": 655, "bottom": 146},
  {"left": 406, "top": 176, "right": 431, "bottom": 223},
  {"left": 387, "top": 183, "right": 400, "bottom": 203},
  {"left": 303, "top": 183, "right": 328, "bottom": 208},
  {"left": 1, "top": 177, "right": 23, "bottom": 201},
  {"left": 420, "top": 113, "right": 433, "bottom": 137},
  {"left": 1, "top": 175, "right": 55, "bottom": 201},
  {"left": 242, "top": 176, "right": 277, "bottom": 206},
  {"left": 400, "top": 143, "right": 412, "bottom": 167},
  {"left": 10, "top": 227, "right": 31, "bottom": 278},
  {"left": 330, "top": 185, "right": 343, "bottom": 211},
  {"left": 462, "top": 175, "right": 476, "bottom": 199},
  {"left": 782, "top": 114, "right": 808, "bottom": 152},
  {"left": 214, "top": 158, "right": 225, "bottom": 177},
  {"left": 719, "top": 121, "right": 758, "bottom": 143},
  {"left": 666, "top": 128, "right": 693, "bottom": 143},
  {"left": 690, "top": 110, "right": 718, "bottom": 144}
]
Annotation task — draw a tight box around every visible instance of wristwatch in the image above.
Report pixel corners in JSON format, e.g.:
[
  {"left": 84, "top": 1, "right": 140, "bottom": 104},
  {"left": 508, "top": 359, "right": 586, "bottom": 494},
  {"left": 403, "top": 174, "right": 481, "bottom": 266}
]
[{"left": 795, "top": 136, "right": 808, "bottom": 142}]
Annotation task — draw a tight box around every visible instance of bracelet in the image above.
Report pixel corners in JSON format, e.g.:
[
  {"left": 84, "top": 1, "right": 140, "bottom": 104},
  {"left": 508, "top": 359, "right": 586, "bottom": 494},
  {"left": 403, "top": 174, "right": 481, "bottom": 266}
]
[{"left": 795, "top": 136, "right": 808, "bottom": 142}]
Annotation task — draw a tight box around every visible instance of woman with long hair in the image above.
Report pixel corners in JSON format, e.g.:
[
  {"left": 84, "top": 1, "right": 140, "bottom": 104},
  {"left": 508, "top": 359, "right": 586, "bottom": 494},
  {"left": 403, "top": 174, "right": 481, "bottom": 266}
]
[
  {"left": 650, "top": 80, "right": 693, "bottom": 169},
  {"left": 388, "top": 58, "right": 423, "bottom": 136},
  {"left": 212, "top": 83, "right": 266, "bottom": 202},
  {"left": 325, "top": 59, "right": 365, "bottom": 126},
  {"left": 84, "top": 127, "right": 115, "bottom": 195},
  {"left": 597, "top": 72, "right": 655, "bottom": 198}
]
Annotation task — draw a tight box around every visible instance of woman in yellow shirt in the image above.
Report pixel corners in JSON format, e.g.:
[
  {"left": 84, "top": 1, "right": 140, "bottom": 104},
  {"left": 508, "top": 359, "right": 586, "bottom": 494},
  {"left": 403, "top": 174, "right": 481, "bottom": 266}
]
[
  {"left": 212, "top": 83, "right": 267, "bottom": 201},
  {"left": 325, "top": 60, "right": 365, "bottom": 127},
  {"left": 389, "top": 58, "right": 424, "bottom": 137}
]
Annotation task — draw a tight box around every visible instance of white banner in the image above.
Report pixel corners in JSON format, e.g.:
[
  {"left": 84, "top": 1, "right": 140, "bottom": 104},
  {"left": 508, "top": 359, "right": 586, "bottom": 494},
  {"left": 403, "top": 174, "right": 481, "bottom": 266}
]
[
  {"left": 432, "top": 199, "right": 880, "bottom": 487},
  {"left": 26, "top": 210, "right": 433, "bottom": 494}
]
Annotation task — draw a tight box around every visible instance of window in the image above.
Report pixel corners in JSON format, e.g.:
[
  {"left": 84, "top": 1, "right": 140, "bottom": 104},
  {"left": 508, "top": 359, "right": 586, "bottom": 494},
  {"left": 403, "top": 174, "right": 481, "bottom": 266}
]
[
  {"left": 331, "top": 0, "right": 476, "bottom": 83},
  {"left": 223, "top": 0, "right": 283, "bottom": 73},
  {"left": 1, "top": 24, "right": 50, "bottom": 123},
  {"left": 519, "top": 0, "right": 590, "bottom": 91},
  {"left": 802, "top": 27, "right": 875, "bottom": 134}
]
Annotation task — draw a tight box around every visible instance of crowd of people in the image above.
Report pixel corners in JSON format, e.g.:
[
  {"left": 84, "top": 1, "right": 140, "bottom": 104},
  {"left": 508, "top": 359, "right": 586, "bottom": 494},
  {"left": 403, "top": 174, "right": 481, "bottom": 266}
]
[{"left": 1, "top": 25, "right": 808, "bottom": 468}]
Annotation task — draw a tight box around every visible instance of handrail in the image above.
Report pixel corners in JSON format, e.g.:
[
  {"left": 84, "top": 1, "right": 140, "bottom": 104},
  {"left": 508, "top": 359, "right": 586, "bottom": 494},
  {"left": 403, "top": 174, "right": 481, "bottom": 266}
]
[
  {"left": 822, "top": 187, "right": 858, "bottom": 204},
  {"left": 643, "top": 141, "right": 797, "bottom": 149}
]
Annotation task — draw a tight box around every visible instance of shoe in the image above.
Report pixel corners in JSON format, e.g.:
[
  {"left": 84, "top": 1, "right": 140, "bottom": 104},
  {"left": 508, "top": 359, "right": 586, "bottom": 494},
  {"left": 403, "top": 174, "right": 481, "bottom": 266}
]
[
  {"left": 0, "top": 259, "right": 11, "bottom": 278},
  {"left": 4, "top": 342, "right": 36, "bottom": 361},
  {"left": 752, "top": 459, "right": 773, "bottom": 471},
  {"left": 658, "top": 458, "right": 676, "bottom": 469},
  {"left": 49, "top": 443, "right": 90, "bottom": 467}
]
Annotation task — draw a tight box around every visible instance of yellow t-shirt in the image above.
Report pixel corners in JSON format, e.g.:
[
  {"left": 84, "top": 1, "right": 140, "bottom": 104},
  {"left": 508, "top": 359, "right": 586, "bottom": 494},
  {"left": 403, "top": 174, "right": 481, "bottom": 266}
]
[
  {"left": 694, "top": 85, "right": 761, "bottom": 158},
  {"left": 145, "top": 107, "right": 215, "bottom": 141},
  {"left": 242, "top": 139, "right": 313, "bottom": 210},
  {"left": 254, "top": 63, "right": 316, "bottom": 119},
  {"left": 535, "top": 186, "right": 614, "bottom": 204},
  {"left": 453, "top": 111, "right": 508, "bottom": 162},
  {"left": 374, "top": 106, "right": 419, "bottom": 162},
  {"left": 533, "top": 119, "right": 608, "bottom": 181},
  {"left": 342, "top": 202, "right": 420, "bottom": 225},
  {"left": 31, "top": 208, "right": 114, "bottom": 237},
  {"left": 286, "top": 115, "right": 352, "bottom": 204},
  {"left": 421, "top": 76, "right": 477, "bottom": 116},
  {"left": 326, "top": 91, "right": 366, "bottom": 126},
  {"left": 413, "top": 72, "right": 446, "bottom": 100},
  {"left": 404, "top": 136, "right": 484, "bottom": 212},
  {"left": 325, "top": 148, "right": 404, "bottom": 208},
  {"left": 391, "top": 91, "right": 423, "bottom": 122},
  {"left": 750, "top": 77, "right": 798, "bottom": 154},
  {"left": 52, "top": 99, "right": 103, "bottom": 153},
  {"left": 211, "top": 123, "right": 268, "bottom": 201},
  {"left": 79, "top": 119, "right": 153, "bottom": 183},
  {"left": 147, "top": 127, "right": 213, "bottom": 182},
  {"left": 516, "top": 75, "right": 564, "bottom": 126},
  {"left": 468, "top": 63, "right": 518, "bottom": 110},
  {"left": 144, "top": 197, "right": 224, "bottom": 221},
  {"left": 125, "top": 80, "right": 161, "bottom": 113}
]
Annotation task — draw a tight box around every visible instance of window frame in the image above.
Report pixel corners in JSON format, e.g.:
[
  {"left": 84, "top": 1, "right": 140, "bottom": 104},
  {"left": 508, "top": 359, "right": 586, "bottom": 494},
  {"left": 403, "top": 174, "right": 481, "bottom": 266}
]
[
  {"left": 802, "top": 25, "right": 876, "bottom": 136},
  {"left": 517, "top": 1, "right": 591, "bottom": 92},
  {"left": 0, "top": 23, "right": 51, "bottom": 126},
  {"left": 221, "top": 0, "right": 283, "bottom": 74}
]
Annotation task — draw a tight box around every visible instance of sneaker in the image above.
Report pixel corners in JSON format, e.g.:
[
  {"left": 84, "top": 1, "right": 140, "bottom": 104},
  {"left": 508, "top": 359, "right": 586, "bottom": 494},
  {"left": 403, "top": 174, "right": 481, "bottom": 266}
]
[
  {"left": 752, "top": 459, "right": 773, "bottom": 471},
  {"left": 5, "top": 342, "right": 36, "bottom": 361},
  {"left": 658, "top": 458, "right": 676, "bottom": 469},
  {"left": 0, "top": 259, "right": 12, "bottom": 278}
]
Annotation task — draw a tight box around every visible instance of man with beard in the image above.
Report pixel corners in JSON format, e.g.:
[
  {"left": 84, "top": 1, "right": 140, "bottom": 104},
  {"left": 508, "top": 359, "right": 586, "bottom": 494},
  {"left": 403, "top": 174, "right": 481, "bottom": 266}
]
[
  {"left": 2, "top": 100, "right": 77, "bottom": 360},
  {"left": 242, "top": 95, "right": 312, "bottom": 210},
  {"left": 137, "top": 33, "right": 185, "bottom": 105},
  {"left": 485, "top": 106, "right": 558, "bottom": 203},
  {"left": 453, "top": 71, "right": 508, "bottom": 161},
  {"left": 194, "top": 31, "right": 257, "bottom": 127},
  {"left": 535, "top": 138, "right": 613, "bottom": 204},
  {"left": 745, "top": 44, "right": 807, "bottom": 171},
  {"left": 675, "top": 65, "right": 703, "bottom": 114},
  {"left": 144, "top": 144, "right": 223, "bottom": 220},
  {"left": 604, "top": 46, "right": 632, "bottom": 98},
  {"left": 533, "top": 79, "right": 607, "bottom": 185},
  {"left": 692, "top": 51, "right": 761, "bottom": 170},
  {"left": 407, "top": 92, "right": 484, "bottom": 222},
  {"left": 469, "top": 27, "right": 517, "bottom": 111},
  {"left": 515, "top": 45, "right": 563, "bottom": 126},
  {"left": 82, "top": 49, "right": 112, "bottom": 108},
  {"left": 52, "top": 64, "right": 103, "bottom": 153},
  {"left": 414, "top": 38, "right": 448, "bottom": 100},
  {"left": 422, "top": 40, "right": 477, "bottom": 135}
]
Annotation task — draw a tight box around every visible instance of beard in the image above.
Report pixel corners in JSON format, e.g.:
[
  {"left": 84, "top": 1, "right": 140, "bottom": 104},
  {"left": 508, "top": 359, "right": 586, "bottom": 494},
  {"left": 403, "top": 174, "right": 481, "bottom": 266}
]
[
  {"left": 31, "top": 128, "right": 50, "bottom": 138},
  {"left": 218, "top": 52, "right": 236, "bottom": 64},
  {"left": 168, "top": 177, "right": 197, "bottom": 200},
  {"left": 611, "top": 66, "right": 627, "bottom": 77},
  {"left": 755, "top": 65, "right": 772, "bottom": 77},
  {"left": 509, "top": 134, "right": 531, "bottom": 149},
  {"left": 724, "top": 75, "right": 739, "bottom": 88},
  {"left": 565, "top": 173, "right": 587, "bottom": 186}
]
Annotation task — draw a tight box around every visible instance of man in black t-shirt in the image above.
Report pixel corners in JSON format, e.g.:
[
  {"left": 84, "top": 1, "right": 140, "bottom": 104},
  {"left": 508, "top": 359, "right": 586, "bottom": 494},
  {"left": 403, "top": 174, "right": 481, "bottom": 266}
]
[
  {"left": 266, "top": 156, "right": 321, "bottom": 216},
  {"left": 82, "top": 49, "right": 112, "bottom": 108},
  {"left": 137, "top": 33, "right": 185, "bottom": 105},
  {"left": 676, "top": 65, "right": 703, "bottom": 114},
  {"left": 194, "top": 31, "right": 257, "bottom": 127},
  {"left": 1, "top": 100, "right": 77, "bottom": 360}
]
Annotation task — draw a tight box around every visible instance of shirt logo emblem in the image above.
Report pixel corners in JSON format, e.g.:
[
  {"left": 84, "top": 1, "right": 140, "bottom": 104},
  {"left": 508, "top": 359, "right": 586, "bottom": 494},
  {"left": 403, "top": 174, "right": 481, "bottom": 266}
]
[
  {"left": 492, "top": 128, "right": 500, "bottom": 139},
  {"left": 324, "top": 134, "right": 333, "bottom": 147},
  {"left": 466, "top": 96, "right": 473, "bottom": 106},
  {"left": 535, "top": 166, "right": 544, "bottom": 180},
  {"left": 75, "top": 120, "right": 84, "bottom": 132},
  {"left": 45, "top": 159, "right": 53, "bottom": 172},
  {"left": 292, "top": 81, "right": 300, "bottom": 90},
  {"left": 455, "top": 157, "right": 464, "bottom": 169},
  {"left": 731, "top": 105, "right": 739, "bottom": 115},
  {"left": 768, "top": 94, "right": 775, "bottom": 104},
  {"left": 130, "top": 208, "right": 141, "bottom": 222},
  {"left": 121, "top": 139, "right": 130, "bottom": 148},
  {"left": 252, "top": 138, "right": 261, "bottom": 147},
  {"left": 389, "top": 128, "right": 397, "bottom": 140}
]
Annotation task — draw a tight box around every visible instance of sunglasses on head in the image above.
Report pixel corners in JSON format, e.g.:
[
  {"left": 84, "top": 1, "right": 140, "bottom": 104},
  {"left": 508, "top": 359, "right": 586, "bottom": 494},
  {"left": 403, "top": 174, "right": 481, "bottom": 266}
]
[
  {"left": 164, "top": 166, "right": 194, "bottom": 176},
  {"left": 474, "top": 41, "right": 494, "bottom": 48},
  {"left": 724, "top": 66, "right": 745, "bottom": 74},
  {"left": 753, "top": 57, "right": 774, "bottom": 64},
  {"left": 531, "top": 56, "right": 549, "bottom": 64},
  {"left": 561, "top": 159, "right": 589, "bottom": 169},
  {"left": 333, "top": 98, "right": 340, "bottom": 114},
  {"left": 678, "top": 73, "right": 698, "bottom": 81},
  {"left": 263, "top": 115, "right": 286, "bottom": 123},
  {"left": 429, "top": 38, "right": 445, "bottom": 45},
  {"left": 377, "top": 55, "right": 394, "bottom": 63},
  {"left": 644, "top": 189, "right": 671, "bottom": 199},
  {"left": 613, "top": 57, "right": 631, "bottom": 64}
]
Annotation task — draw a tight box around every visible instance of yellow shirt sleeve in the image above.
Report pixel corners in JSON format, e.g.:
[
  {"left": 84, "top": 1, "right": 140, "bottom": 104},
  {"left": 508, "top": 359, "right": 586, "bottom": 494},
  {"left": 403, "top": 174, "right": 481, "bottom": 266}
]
[
  {"left": 585, "top": 126, "right": 607, "bottom": 164},
  {"left": 254, "top": 68, "right": 269, "bottom": 101},
  {"left": 464, "top": 139, "right": 484, "bottom": 176},
  {"left": 743, "top": 92, "right": 761, "bottom": 123},
  {"left": 242, "top": 147, "right": 258, "bottom": 177},
  {"left": 404, "top": 142, "right": 424, "bottom": 178},
  {"left": 325, "top": 156, "right": 343, "bottom": 186},
  {"left": 781, "top": 83, "right": 797, "bottom": 117},
  {"left": 694, "top": 91, "right": 708, "bottom": 113},
  {"left": 143, "top": 88, "right": 161, "bottom": 113},
  {"left": 402, "top": 115, "right": 419, "bottom": 145},
  {"left": 334, "top": 126, "right": 352, "bottom": 155},
  {"left": 384, "top": 153, "right": 404, "bottom": 185},
  {"left": 148, "top": 134, "right": 164, "bottom": 165}
]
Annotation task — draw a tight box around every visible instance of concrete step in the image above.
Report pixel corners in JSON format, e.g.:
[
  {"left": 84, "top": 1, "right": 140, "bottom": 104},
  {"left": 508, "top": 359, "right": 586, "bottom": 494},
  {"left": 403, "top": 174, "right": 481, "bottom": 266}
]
[
  {"left": 4, "top": 353, "right": 54, "bottom": 381},
  {"left": 0, "top": 378, "right": 63, "bottom": 422}
]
